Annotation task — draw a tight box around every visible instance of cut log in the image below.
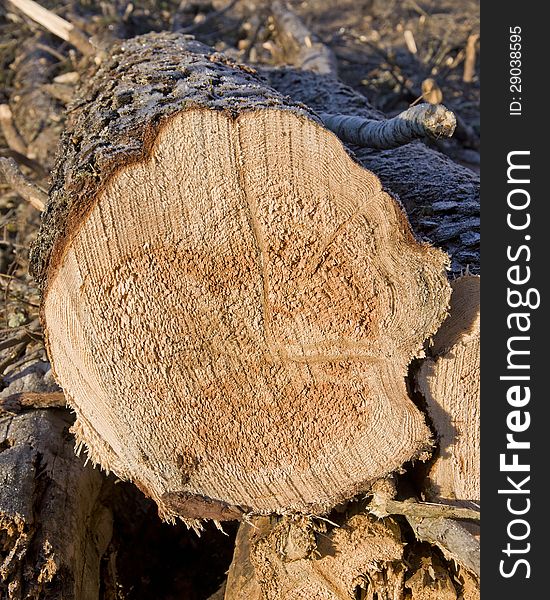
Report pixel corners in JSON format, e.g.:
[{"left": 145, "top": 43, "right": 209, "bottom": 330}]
[
  {"left": 0, "top": 394, "right": 112, "bottom": 599},
  {"left": 416, "top": 276, "right": 480, "bottom": 506},
  {"left": 30, "top": 33, "right": 450, "bottom": 522},
  {"left": 224, "top": 514, "right": 407, "bottom": 600},
  {"left": 224, "top": 508, "right": 479, "bottom": 599}
]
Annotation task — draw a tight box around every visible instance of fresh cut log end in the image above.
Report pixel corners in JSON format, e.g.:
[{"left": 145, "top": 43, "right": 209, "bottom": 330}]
[{"left": 32, "top": 33, "right": 451, "bottom": 522}]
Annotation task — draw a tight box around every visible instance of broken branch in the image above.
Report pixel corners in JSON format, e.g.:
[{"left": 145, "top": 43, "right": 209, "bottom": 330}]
[
  {"left": 0, "top": 104, "right": 27, "bottom": 155},
  {"left": 366, "top": 480, "right": 480, "bottom": 579},
  {"left": 271, "top": 1, "right": 338, "bottom": 76},
  {"left": 407, "top": 515, "right": 480, "bottom": 578},
  {"left": 368, "top": 494, "right": 480, "bottom": 522},
  {"left": 319, "top": 103, "right": 456, "bottom": 149},
  {"left": 8, "top": 0, "right": 96, "bottom": 56}
]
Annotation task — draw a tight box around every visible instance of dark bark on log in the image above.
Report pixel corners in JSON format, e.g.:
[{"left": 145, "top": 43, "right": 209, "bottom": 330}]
[
  {"left": 0, "top": 398, "right": 112, "bottom": 599},
  {"left": 28, "top": 37, "right": 479, "bottom": 281},
  {"left": 262, "top": 68, "right": 480, "bottom": 275}
]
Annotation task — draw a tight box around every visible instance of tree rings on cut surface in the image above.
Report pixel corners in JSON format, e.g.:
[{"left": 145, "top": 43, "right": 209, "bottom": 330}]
[{"left": 33, "top": 33, "right": 451, "bottom": 522}]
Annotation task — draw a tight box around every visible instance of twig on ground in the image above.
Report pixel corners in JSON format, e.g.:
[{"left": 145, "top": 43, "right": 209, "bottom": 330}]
[
  {"left": 35, "top": 41, "right": 68, "bottom": 63},
  {"left": 406, "top": 0, "right": 430, "bottom": 18},
  {"left": 463, "top": 33, "right": 479, "bottom": 83},
  {"left": 403, "top": 29, "right": 417, "bottom": 54},
  {"left": 0, "top": 150, "right": 47, "bottom": 179},
  {"left": 42, "top": 82, "right": 74, "bottom": 104},
  {"left": 0, "top": 330, "right": 33, "bottom": 352},
  {"left": 0, "top": 104, "right": 27, "bottom": 155},
  {"left": 0, "top": 157, "right": 47, "bottom": 211},
  {"left": 8, "top": 0, "right": 96, "bottom": 56},
  {"left": 335, "top": 33, "right": 416, "bottom": 97},
  {"left": 1, "top": 346, "right": 45, "bottom": 376},
  {"left": 319, "top": 103, "right": 456, "bottom": 149}
]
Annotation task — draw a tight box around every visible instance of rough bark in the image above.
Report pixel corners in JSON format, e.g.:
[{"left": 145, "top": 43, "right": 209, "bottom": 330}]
[
  {"left": 30, "top": 33, "right": 450, "bottom": 524},
  {"left": 0, "top": 395, "right": 112, "bottom": 599},
  {"left": 262, "top": 68, "right": 480, "bottom": 275}
]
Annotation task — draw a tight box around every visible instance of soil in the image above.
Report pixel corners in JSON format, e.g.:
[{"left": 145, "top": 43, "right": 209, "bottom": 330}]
[{"left": 0, "top": 1, "right": 479, "bottom": 598}]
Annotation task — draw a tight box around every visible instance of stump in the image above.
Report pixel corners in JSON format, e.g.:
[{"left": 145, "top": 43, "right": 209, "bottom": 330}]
[{"left": 31, "top": 33, "right": 450, "bottom": 522}]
